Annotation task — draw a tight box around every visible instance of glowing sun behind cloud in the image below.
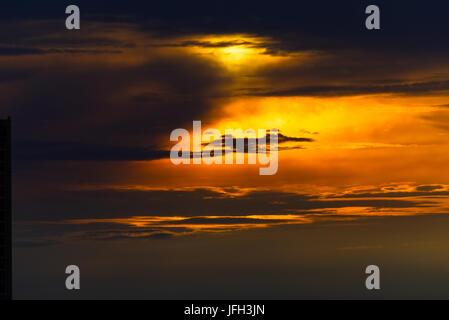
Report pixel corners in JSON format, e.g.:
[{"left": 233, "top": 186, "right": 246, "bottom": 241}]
[{"left": 183, "top": 34, "right": 288, "bottom": 70}]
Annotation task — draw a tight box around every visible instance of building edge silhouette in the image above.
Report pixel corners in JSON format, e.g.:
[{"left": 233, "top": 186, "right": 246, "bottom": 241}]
[{"left": 0, "top": 117, "right": 11, "bottom": 300}]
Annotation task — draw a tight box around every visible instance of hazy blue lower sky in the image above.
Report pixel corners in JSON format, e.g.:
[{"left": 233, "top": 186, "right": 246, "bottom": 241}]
[{"left": 14, "top": 214, "right": 449, "bottom": 299}]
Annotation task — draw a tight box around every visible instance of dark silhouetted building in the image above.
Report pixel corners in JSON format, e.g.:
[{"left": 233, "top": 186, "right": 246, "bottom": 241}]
[{"left": 0, "top": 117, "right": 11, "bottom": 300}]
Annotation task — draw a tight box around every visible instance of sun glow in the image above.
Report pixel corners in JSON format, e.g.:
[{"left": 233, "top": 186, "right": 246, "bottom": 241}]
[{"left": 183, "top": 34, "right": 287, "bottom": 70}]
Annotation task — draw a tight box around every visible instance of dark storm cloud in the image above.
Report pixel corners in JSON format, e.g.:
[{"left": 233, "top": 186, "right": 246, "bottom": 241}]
[
  {"left": 416, "top": 185, "right": 445, "bottom": 192},
  {"left": 2, "top": 1, "right": 449, "bottom": 52},
  {"left": 14, "top": 140, "right": 168, "bottom": 161},
  {"left": 83, "top": 0, "right": 449, "bottom": 53},
  {"left": 12, "top": 133, "right": 313, "bottom": 163},
  {"left": 14, "top": 215, "right": 297, "bottom": 245},
  {"left": 244, "top": 79, "right": 449, "bottom": 97},
  {"left": 156, "top": 40, "right": 256, "bottom": 48},
  {"left": 14, "top": 188, "right": 435, "bottom": 221},
  {"left": 328, "top": 190, "right": 449, "bottom": 199},
  {"left": 321, "top": 184, "right": 449, "bottom": 199},
  {"left": 250, "top": 48, "right": 449, "bottom": 96},
  {"left": 0, "top": 45, "right": 122, "bottom": 55},
  {"left": 0, "top": 18, "right": 136, "bottom": 50},
  {"left": 20, "top": 35, "right": 135, "bottom": 49},
  {"left": 0, "top": 46, "right": 47, "bottom": 55},
  {"left": 83, "top": 230, "right": 175, "bottom": 241},
  {"left": 2, "top": 51, "right": 232, "bottom": 161},
  {"left": 277, "top": 133, "right": 314, "bottom": 143},
  {"left": 162, "top": 216, "right": 292, "bottom": 225},
  {"left": 201, "top": 132, "right": 314, "bottom": 154},
  {"left": 13, "top": 220, "right": 190, "bottom": 245}
]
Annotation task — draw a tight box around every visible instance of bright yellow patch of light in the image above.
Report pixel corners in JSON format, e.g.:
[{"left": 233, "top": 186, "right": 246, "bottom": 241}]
[
  {"left": 210, "top": 95, "right": 449, "bottom": 151},
  {"left": 217, "top": 45, "right": 264, "bottom": 65},
  {"left": 185, "top": 34, "right": 288, "bottom": 70}
]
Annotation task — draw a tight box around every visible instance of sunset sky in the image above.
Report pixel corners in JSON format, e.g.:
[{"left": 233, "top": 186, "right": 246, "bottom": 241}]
[{"left": 3, "top": 1, "right": 449, "bottom": 298}]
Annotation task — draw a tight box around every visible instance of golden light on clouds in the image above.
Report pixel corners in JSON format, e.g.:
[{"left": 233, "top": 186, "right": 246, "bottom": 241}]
[
  {"left": 183, "top": 34, "right": 289, "bottom": 70},
  {"left": 12, "top": 24, "right": 448, "bottom": 208},
  {"left": 159, "top": 91, "right": 449, "bottom": 188},
  {"left": 213, "top": 95, "right": 449, "bottom": 146}
]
